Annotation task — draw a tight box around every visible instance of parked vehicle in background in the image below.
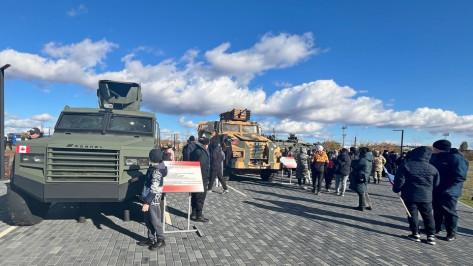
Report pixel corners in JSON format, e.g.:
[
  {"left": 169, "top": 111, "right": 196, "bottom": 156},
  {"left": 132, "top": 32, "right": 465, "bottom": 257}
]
[
  {"left": 272, "top": 134, "right": 315, "bottom": 156},
  {"left": 197, "top": 109, "right": 281, "bottom": 181}
]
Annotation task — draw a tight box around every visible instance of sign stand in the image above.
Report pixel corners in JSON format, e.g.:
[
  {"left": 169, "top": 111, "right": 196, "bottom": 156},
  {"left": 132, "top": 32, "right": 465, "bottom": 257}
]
[
  {"left": 162, "top": 193, "right": 202, "bottom": 236},
  {"left": 160, "top": 161, "right": 205, "bottom": 237},
  {"left": 279, "top": 157, "right": 297, "bottom": 185}
]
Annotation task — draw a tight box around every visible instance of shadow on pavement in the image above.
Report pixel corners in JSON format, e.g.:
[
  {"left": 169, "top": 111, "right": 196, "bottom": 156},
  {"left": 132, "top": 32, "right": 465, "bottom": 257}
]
[
  {"left": 0, "top": 194, "right": 14, "bottom": 225},
  {"left": 243, "top": 197, "right": 406, "bottom": 238}
]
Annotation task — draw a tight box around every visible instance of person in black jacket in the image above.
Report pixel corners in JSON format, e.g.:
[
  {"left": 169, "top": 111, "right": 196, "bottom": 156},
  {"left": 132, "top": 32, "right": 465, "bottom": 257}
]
[
  {"left": 208, "top": 140, "right": 228, "bottom": 194},
  {"left": 349, "top": 147, "right": 373, "bottom": 211},
  {"left": 430, "top": 140, "right": 469, "bottom": 241},
  {"left": 190, "top": 137, "right": 211, "bottom": 222},
  {"left": 182, "top": 136, "right": 196, "bottom": 161},
  {"left": 333, "top": 148, "right": 351, "bottom": 196},
  {"left": 393, "top": 146, "right": 440, "bottom": 245}
]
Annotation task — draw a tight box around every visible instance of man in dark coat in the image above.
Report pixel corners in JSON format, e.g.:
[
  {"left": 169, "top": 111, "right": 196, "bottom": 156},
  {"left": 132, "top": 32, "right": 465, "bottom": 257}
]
[
  {"left": 334, "top": 148, "right": 351, "bottom": 196},
  {"left": 393, "top": 146, "right": 440, "bottom": 245},
  {"left": 349, "top": 147, "right": 373, "bottom": 211},
  {"left": 190, "top": 137, "right": 211, "bottom": 222},
  {"left": 208, "top": 140, "right": 228, "bottom": 193},
  {"left": 430, "top": 139, "right": 469, "bottom": 241},
  {"left": 182, "top": 136, "right": 196, "bottom": 161}
]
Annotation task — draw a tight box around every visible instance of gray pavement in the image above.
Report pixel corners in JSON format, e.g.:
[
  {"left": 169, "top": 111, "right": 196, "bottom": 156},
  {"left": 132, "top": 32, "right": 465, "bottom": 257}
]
[{"left": 0, "top": 175, "right": 472, "bottom": 265}]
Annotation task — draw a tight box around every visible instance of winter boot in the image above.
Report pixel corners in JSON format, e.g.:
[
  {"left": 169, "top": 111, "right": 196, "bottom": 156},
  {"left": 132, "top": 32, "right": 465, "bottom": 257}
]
[
  {"left": 149, "top": 239, "right": 166, "bottom": 251},
  {"left": 195, "top": 211, "right": 209, "bottom": 223},
  {"left": 190, "top": 209, "right": 196, "bottom": 220}
]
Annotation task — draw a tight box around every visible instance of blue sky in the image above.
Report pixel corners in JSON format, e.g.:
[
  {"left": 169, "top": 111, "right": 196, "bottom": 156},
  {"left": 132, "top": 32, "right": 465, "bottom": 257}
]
[{"left": 1, "top": 1, "right": 473, "bottom": 149}]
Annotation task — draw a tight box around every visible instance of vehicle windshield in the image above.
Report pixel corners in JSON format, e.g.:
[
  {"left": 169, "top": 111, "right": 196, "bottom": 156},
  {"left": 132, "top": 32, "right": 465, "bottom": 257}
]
[
  {"left": 200, "top": 123, "right": 214, "bottom": 133},
  {"left": 56, "top": 113, "right": 153, "bottom": 135},
  {"left": 242, "top": 125, "right": 260, "bottom": 134},
  {"left": 56, "top": 114, "right": 104, "bottom": 130},
  {"left": 222, "top": 123, "right": 240, "bottom": 132},
  {"left": 109, "top": 115, "right": 153, "bottom": 134}
]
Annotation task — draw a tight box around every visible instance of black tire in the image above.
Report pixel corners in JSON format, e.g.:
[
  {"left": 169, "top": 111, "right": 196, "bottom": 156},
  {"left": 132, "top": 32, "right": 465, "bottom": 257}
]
[
  {"left": 7, "top": 184, "right": 50, "bottom": 226},
  {"left": 260, "top": 170, "right": 277, "bottom": 182}
]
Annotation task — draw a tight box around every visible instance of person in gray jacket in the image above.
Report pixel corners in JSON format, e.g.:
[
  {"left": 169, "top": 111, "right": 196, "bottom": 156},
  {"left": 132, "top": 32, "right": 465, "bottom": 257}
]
[
  {"left": 393, "top": 146, "right": 440, "bottom": 245},
  {"left": 296, "top": 147, "right": 310, "bottom": 189}
]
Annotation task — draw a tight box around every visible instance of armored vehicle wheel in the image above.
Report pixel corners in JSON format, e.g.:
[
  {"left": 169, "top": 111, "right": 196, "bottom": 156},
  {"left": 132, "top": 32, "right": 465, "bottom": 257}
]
[
  {"left": 260, "top": 170, "right": 277, "bottom": 182},
  {"left": 7, "top": 184, "right": 50, "bottom": 226}
]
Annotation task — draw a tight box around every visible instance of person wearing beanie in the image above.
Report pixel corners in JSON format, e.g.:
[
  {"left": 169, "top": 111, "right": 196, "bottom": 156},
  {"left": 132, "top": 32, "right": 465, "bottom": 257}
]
[
  {"left": 310, "top": 145, "right": 329, "bottom": 195},
  {"left": 182, "top": 135, "right": 197, "bottom": 161},
  {"left": 430, "top": 139, "right": 469, "bottom": 241},
  {"left": 189, "top": 136, "right": 211, "bottom": 222},
  {"left": 433, "top": 139, "right": 451, "bottom": 152},
  {"left": 162, "top": 143, "right": 175, "bottom": 161},
  {"left": 131, "top": 148, "right": 168, "bottom": 250}
]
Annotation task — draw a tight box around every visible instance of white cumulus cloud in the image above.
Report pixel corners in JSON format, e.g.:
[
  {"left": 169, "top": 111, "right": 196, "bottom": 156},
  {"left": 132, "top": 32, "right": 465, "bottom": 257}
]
[{"left": 2, "top": 33, "right": 473, "bottom": 139}]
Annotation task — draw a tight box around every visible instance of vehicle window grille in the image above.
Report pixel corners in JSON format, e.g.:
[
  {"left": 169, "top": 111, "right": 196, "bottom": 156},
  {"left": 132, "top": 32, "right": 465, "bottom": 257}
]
[{"left": 249, "top": 144, "right": 265, "bottom": 159}]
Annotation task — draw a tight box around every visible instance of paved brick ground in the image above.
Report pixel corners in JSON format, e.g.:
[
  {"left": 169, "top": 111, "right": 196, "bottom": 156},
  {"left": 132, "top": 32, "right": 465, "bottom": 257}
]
[{"left": 1, "top": 175, "right": 472, "bottom": 265}]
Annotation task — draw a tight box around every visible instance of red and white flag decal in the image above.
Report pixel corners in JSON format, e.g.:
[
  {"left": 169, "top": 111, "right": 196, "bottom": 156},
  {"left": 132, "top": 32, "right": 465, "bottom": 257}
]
[{"left": 16, "top": 145, "right": 30, "bottom": 153}]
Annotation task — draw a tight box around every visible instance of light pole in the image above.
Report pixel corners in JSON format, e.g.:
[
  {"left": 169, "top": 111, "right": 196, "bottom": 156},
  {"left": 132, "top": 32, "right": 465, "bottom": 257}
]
[
  {"left": 393, "top": 129, "right": 404, "bottom": 155},
  {"left": 1, "top": 64, "right": 11, "bottom": 180},
  {"left": 443, "top": 133, "right": 449, "bottom": 139},
  {"left": 341, "top": 126, "right": 347, "bottom": 148}
]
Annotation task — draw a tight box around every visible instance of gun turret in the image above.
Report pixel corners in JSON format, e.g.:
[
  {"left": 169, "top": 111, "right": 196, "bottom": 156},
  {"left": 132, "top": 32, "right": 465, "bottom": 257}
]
[
  {"left": 97, "top": 80, "right": 142, "bottom": 111},
  {"left": 220, "top": 108, "right": 251, "bottom": 121}
]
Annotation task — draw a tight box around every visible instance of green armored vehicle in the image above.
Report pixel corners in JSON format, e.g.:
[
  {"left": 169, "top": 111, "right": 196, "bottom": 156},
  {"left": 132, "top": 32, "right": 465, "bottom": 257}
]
[
  {"left": 273, "top": 134, "right": 315, "bottom": 156},
  {"left": 197, "top": 109, "right": 281, "bottom": 181},
  {"left": 8, "top": 80, "right": 159, "bottom": 225}
]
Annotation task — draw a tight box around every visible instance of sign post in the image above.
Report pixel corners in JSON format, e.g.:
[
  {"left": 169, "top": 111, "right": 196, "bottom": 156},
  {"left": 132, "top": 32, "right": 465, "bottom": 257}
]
[
  {"left": 279, "top": 157, "right": 297, "bottom": 184},
  {"left": 161, "top": 161, "right": 204, "bottom": 236}
]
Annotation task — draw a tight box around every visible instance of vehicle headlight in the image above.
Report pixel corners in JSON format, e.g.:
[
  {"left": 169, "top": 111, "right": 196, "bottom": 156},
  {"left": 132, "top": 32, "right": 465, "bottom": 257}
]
[
  {"left": 125, "top": 158, "right": 138, "bottom": 166},
  {"left": 21, "top": 154, "right": 45, "bottom": 164},
  {"left": 233, "top": 151, "right": 243, "bottom": 157},
  {"left": 125, "top": 157, "right": 149, "bottom": 166},
  {"left": 138, "top": 158, "right": 150, "bottom": 166}
]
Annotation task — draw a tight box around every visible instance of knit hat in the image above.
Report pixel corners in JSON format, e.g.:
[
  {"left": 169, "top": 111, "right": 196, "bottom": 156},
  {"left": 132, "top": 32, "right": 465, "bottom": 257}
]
[
  {"left": 198, "top": 137, "right": 210, "bottom": 145},
  {"left": 149, "top": 148, "right": 163, "bottom": 163},
  {"left": 28, "top": 127, "right": 41, "bottom": 135},
  {"left": 316, "top": 145, "right": 324, "bottom": 152},
  {"left": 433, "top": 139, "right": 451, "bottom": 151},
  {"left": 188, "top": 135, "right": 195, "bottom": 141}
]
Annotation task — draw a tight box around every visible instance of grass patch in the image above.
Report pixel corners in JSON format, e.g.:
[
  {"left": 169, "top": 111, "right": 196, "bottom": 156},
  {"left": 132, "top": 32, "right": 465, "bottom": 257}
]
[{"left": 459, "top": 162, "right": 473, "bottom": 208}]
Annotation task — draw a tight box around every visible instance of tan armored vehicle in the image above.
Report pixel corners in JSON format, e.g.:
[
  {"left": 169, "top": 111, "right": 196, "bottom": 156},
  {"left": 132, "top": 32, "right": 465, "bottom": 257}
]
[{"left": 197, "top": 109, "right": 281, "bottom": 181}]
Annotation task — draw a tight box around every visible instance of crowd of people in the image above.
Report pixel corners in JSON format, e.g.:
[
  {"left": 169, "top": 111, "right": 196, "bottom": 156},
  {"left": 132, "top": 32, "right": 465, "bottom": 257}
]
[
  {"left": 19, "top": 128, "right": 469, "bottom": 250},
  {"left": 130, "top": 135, "right": 468, "bottom": 250},
  {"left": 289, "top": 139, "right": 469, "bottom": 245}
]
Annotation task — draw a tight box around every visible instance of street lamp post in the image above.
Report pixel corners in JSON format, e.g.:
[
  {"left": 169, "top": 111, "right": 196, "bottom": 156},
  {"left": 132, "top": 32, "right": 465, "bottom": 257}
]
[
  {"left": 341, "top": 126, "right": 347, "bottom": 148},
  {"left": 1, "top": 64, "right": 11, "bottom": 180},
  {"left": 393, "top": 129, "right": 404, "bottom": 155}
]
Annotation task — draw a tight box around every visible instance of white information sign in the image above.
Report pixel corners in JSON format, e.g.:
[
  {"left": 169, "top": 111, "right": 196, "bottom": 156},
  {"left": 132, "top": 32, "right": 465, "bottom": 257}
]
[
  {"left": 162, "top": 161, "right": 204, "bottom": 193},
  {"left": 280, "top": 157, "right": 297, "bottom": 169}
]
